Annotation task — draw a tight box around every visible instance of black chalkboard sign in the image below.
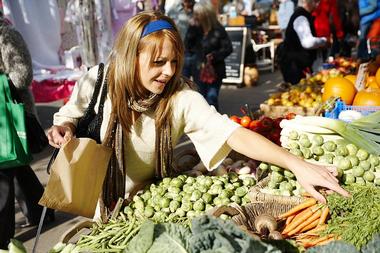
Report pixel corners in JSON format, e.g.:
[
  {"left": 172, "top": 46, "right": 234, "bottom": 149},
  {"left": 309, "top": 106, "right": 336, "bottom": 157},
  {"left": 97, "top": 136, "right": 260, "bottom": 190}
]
[{"left": 223, "top": 27, "right": 248, "bottom": 84}]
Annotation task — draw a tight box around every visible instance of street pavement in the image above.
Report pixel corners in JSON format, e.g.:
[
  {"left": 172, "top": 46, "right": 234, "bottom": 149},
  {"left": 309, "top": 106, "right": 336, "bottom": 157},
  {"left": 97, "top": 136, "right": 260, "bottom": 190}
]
[{"left": 15, "top": 69, "right": 283, "bottom": 252}]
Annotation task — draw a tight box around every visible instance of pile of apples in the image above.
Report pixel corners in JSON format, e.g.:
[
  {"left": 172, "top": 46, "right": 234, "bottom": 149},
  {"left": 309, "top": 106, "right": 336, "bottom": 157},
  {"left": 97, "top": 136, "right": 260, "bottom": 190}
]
[{"left": 265, "top": 84, "right": 322, "bottom": 108}]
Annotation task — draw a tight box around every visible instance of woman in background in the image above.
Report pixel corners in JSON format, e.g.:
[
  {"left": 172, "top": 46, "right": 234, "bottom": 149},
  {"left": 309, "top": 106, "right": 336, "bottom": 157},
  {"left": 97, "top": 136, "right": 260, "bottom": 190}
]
[{"left": 184, "top": 1, "right": 232, "bottom": 111}]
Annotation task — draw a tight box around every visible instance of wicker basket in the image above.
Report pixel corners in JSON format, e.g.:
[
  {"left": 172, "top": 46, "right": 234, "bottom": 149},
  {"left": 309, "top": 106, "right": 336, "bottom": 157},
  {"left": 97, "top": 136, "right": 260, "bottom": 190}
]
[
  {"left": 209, "top": 176, "right": 306, "bottom": 233},
  {"left": 209, "top": 201, "right": 301, "bottom": 234},
  {"left": 248, "top": 176, "right": 305, "bottom": 206}
]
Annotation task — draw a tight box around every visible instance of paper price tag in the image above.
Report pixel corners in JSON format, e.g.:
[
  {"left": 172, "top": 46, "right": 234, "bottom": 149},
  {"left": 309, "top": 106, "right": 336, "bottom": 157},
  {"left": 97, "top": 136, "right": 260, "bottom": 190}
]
[{"left": 355, "top": 63, "right": 368, "bottom": 91}]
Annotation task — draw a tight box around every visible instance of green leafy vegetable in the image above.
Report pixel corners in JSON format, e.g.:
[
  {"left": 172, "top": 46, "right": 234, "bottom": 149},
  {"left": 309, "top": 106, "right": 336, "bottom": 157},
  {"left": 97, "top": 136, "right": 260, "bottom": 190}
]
[{"left": 325, "top": 185, "right": 380, "bottom": 249}]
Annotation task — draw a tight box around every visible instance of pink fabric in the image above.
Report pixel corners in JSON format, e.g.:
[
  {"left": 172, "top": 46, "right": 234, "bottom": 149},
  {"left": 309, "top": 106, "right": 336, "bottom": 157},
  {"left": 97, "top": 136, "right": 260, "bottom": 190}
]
[{"left": 31, "top": 79, "right": 75, "bottom": 103}]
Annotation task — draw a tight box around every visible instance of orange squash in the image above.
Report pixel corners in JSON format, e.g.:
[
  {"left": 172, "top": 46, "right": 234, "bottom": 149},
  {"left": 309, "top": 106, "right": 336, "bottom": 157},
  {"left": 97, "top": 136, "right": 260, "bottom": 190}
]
[
  {"left": 322, "top": 77, "right": 357, "bottom": 105},
  {"left": 352, "top": 89, "right": 380, "bottom": 106}
]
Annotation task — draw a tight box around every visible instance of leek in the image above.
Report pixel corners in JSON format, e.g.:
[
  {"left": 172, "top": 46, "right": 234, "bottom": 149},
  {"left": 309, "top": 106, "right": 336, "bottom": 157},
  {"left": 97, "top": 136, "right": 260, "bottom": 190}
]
[{"left": 291, "top": 112, "right": 380, "bottom": 155}]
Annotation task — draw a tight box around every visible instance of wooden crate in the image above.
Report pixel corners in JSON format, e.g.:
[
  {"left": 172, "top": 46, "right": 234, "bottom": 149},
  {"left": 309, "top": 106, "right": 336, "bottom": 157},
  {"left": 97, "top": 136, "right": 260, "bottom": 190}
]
[{"left": 260, "top": 103, "right": 319, "bottom": 118}]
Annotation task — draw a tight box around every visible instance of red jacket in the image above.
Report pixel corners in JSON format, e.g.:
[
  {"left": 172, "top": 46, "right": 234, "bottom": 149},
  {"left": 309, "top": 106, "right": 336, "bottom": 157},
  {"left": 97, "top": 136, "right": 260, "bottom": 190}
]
[{"left": 312, "top": 0, "right": 344, "bottom": 39}]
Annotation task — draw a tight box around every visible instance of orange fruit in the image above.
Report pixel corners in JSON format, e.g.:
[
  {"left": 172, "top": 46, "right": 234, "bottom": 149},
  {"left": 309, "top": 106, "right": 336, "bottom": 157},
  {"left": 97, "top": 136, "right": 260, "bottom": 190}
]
[
  {"left": 344, "top": 74, "right": 357, "bottom": 85},
  {"left": 353, "top": 89, "right": 380, "bottom": 106},
  {"left": 367, "top": 75, "right": 377, "bottom": 83},
  {"left": 376, "top": 68, "right": 380, "bottom": 85},
  {"left": 322, "top": 77, "right": 357, "bottom": 105},
  {"left": 366, "top": 80, "right": 380, "bottom": 89}
]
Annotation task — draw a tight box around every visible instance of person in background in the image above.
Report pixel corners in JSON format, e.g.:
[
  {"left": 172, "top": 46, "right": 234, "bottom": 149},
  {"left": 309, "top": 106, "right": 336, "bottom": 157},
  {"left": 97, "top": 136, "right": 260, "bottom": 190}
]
[
  {"left": 279, "top": 0, "right": 328, "bottom": 85},
  {"left": 167, "top": 0, "right": 195, "bottom": 40},
  {"left": 0, "top": 10, "right": 53, "bottom": 249},
  {"left": 48, "top": 10, "right": 349, "bottom": 221},
  {"left": 312, "top": 0, "right": 344, "bottom": 58},
  {"left": 336, "top": 0, "right": 359, "bottom": 57},
  {"left": 277, "top": 0, "right": 295, "bottom": 38},
  {"left": 184, "top": 1, "right": 232, "bottom": 111},
  {"left": 167, "top": 0, "right": 196, "bottom": 80},
  {"left": 358, "top": 0, "right": 380, "bottom": 61}
]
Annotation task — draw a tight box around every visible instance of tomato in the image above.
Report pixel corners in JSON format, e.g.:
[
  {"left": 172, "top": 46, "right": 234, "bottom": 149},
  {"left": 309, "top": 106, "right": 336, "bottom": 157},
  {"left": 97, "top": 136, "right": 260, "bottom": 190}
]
[
  {"left": 268, "top": 129, "right": 281, "bottom": 143},
  {"left": 240, "top": 116, "right": 252, "bottom": 128},
  {"left": 273, "top": 117, "right": 284, "bottom": 128},
  {"left": 285, "top": 112, "right": 296, "bottom": 120},
  {"left": 229, "top": 115, "right": 241, "bottom": 124},
  {"left": 259, "top": 116, "right": 274, "bottom": 130},
  {"left": 249, "top": 120, "right": 261, "bottom": 131}
]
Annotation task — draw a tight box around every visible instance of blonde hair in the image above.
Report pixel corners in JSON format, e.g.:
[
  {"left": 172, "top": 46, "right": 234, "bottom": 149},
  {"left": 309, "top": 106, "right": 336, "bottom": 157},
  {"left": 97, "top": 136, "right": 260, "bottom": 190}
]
[
  {"left": 107, "top": 11, "right": 185, "bottom": 132},
  {"left": 193, "top": 1, "right": 219, "bottom": 33}
]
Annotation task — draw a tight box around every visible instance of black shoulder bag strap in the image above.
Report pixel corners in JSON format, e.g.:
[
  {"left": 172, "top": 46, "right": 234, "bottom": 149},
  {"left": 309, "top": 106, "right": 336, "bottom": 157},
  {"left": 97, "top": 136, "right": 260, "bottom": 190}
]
[
  {"left": 76, "top": 63, "right": 106, "bottom": 142},
  {"left": 47, "top": 63, "right": 106, "bottom": 174}
]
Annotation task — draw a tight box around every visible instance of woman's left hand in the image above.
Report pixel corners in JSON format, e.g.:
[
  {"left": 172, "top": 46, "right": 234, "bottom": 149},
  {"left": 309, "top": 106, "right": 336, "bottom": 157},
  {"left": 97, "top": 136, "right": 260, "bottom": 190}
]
[{"left": 289, "top": 159, "right": 351, "bottom": 203}]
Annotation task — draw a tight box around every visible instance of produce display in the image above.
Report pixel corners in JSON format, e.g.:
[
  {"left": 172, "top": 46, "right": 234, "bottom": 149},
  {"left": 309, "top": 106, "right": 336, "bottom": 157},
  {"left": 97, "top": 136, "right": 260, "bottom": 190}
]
[
  {"left": 324, "top": 185, "right": 380, "bottom": 249},
  {"left": 322, "top": 63, "right": 380, "bottom": 106},
  {"left": 229, "top": 114, "right": 285, "bottom": 145},
  {"left": 47, "top": 173, "right": 256, "bottom": 252},
  {"left": 280, "top": 114, "right": 380, "bottom": 185},
  {"left": 256, "top": 162, "right": 304, "bottom": 197},
  {"left": 278, "top": 198, "right": 333, "bottom": 248},
  {"left": 125, "top": 173, "right": 255, "bottom": 222},
  {"left": 265, "top": 84, "right": 322, "bottom": 108},
  {"left": 40, "top": 56, "right": 380, "bottom": 253}
]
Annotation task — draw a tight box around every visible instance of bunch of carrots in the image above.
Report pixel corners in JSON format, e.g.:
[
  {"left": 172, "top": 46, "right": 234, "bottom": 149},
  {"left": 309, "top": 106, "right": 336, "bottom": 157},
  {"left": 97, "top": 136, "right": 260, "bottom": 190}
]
[{"left": 277, "top": 198, "right": 338, "bottom": 248}]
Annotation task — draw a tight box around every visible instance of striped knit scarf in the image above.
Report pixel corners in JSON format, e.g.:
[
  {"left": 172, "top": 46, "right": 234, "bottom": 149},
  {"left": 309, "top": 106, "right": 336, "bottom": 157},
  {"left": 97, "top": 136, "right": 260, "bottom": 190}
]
[{"left": 99, "top": 94, "right": 173, "bottom": 221}]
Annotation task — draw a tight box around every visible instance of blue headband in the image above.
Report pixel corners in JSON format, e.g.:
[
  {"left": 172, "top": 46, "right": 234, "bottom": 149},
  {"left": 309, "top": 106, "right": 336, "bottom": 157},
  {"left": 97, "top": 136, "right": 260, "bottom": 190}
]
[{"left": 141, "top": 20, "right": 174, "bottom": 38}]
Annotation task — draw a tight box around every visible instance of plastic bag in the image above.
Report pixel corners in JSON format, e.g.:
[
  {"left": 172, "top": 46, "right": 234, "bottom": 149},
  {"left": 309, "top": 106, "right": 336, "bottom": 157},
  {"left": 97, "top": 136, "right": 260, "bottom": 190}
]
[{"left": 200, "top": 59, "right": 217, "bottom": 84}]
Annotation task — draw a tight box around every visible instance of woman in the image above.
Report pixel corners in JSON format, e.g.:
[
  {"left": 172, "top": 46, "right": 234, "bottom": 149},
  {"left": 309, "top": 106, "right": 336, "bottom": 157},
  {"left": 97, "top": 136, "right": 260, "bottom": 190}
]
[
  {"left": 184, "top": 1, "right": 232, "bottom": 111},
  {"left": 279, "top": 0, "right": 328, "bottom": 85},
  {"left": 48, "top": 11, "right": 349, "bottom": 218}
]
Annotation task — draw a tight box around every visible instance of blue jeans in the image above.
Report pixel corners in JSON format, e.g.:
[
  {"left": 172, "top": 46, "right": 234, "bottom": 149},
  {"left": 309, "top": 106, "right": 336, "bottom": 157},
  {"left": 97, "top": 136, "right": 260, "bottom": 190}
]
[
  {"left": 182, "top": 53, "right": 199, "bottom": 83},
  {"left": 197, "top": 77, "right": 223, "bottom": 111}
]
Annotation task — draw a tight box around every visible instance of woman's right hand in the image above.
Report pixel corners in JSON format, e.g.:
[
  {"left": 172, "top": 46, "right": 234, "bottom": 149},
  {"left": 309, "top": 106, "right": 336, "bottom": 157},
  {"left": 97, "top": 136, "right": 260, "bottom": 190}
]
[{"left": 47, "top": 124, "right": 74, "bottom": 148}]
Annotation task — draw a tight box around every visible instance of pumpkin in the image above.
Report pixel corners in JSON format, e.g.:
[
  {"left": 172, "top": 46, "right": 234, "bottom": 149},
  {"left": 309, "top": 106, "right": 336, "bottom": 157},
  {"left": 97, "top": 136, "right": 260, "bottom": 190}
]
[
  {"left": 352, "top": 89, "right": 380, "bottom": 106},
  {"left": 322, "top": 77, "right": 357, "bottom": 105}
]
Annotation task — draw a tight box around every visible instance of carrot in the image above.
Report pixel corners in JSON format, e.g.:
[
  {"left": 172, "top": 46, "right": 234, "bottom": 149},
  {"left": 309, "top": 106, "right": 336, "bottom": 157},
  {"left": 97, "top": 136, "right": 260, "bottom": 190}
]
[
  {"left": 318, "top": 206, "right": 330, "bottom": 225},
  {"left": 282, "top": 207, "right": 315, "bottom": 235},
  {"left": 300, "top": 218, "right": 319, "bottom": 233},
  {"left": 278, "top": 198, "right": 317, "bottom": 219},
  {"left": 307, "top": 234, "right": 335, "bottom": 248},
  {"left": 303, "top": 224, "right": 327, "bottom": 235},
  {"left": 286, "top": 209, "right": 322, "bottom": 237},
  {"left": 285, "top": 214, "right": 296, "bottom": 225},
  {"left": 315, "top": 237, "right": 335, "bottom": 246},
  {"left": 282, "top": 204, "right": 319, "bottom": 234}
]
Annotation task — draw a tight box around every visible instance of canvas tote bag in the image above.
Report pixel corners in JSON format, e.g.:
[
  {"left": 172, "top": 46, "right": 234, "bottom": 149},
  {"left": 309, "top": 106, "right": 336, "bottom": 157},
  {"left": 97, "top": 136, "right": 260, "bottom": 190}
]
[
  {"left": 0, "top": 74, "right": 32, "bottom": 168},
  {"left": 39, "top": 63, "right": 112, "bottom": 218},
  {"left": 39, "top": 138, "right": 112, "bottom": 218}
]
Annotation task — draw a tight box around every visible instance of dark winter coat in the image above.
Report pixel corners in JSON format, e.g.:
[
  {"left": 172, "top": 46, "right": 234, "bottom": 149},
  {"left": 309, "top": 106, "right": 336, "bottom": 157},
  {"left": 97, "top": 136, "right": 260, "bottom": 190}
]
[
  {"left": 185, "top": 23, "right": 232, "bottom": 79},
  {"left": 0, "top": 17, "right": 36, "bottom": 115}
]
